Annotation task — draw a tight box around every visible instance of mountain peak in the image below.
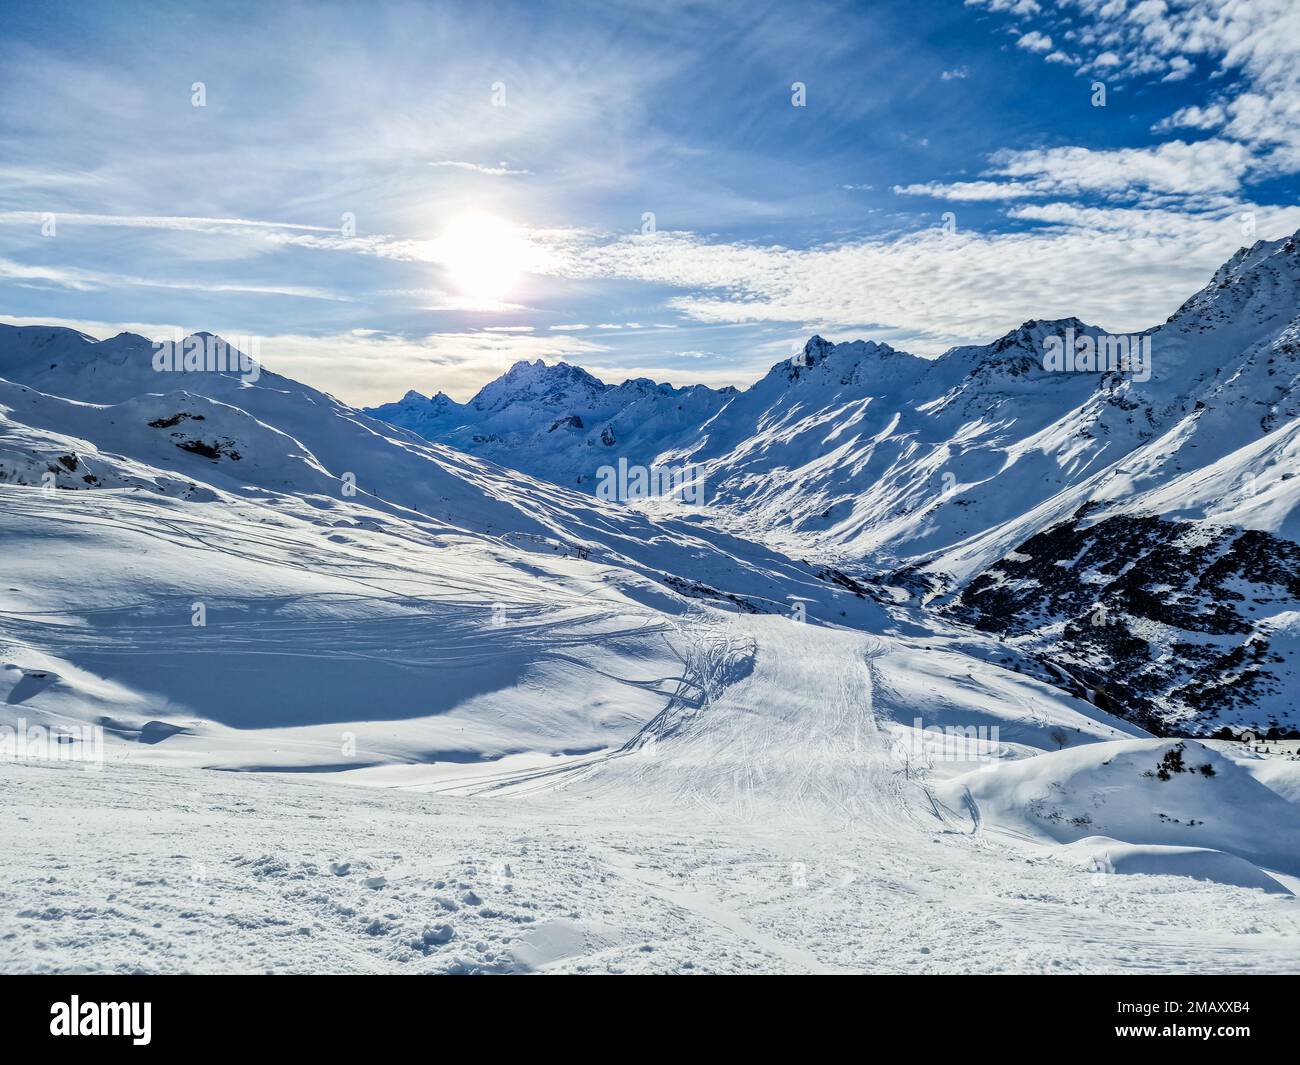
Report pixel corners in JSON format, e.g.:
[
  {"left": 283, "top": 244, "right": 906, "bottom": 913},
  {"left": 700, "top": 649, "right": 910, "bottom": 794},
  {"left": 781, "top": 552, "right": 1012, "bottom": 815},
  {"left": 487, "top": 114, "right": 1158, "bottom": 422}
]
[
  {"left": 499, "top": 358, "right": 604, "bottom": 385},
  {"left": 930, "top": 317, "right": 1104, "bottom": 383},
  {"left": 469, "top": 357, "right": 609, "bottom": 413},
  {"left": 765, "top": 333, "right": 919, "bottom": 387},
  {"left": 1166, "top": 228, "right": 1300, "bottom": 334},
  {"left": 795, "top": 335, "right": 835, "bottom": 367},
  {"left": 1007, "top": 317, "right": 1091, "bottom": 343}
]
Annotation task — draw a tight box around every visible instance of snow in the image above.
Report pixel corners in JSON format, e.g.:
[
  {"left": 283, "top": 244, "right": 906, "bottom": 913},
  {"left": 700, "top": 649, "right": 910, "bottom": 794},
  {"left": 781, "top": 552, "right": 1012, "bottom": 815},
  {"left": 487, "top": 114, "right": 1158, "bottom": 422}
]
[
  {"left": 6, "top": 747, "right": 1300, "bottom": 974},
  {"left": 945, "top": 738, "right": 1300, "bottom": 878},
  {"left": 2, "top": 236, "right": 1300, "bottom": 973},
  {"left": 369, "top": 232, "right": 1300, "bottom": 589},
  {"left": 1057, "top": 838, "right": 1293, "bottom": 896},
  {"left": 3, "top": 568, "right": 1298, "bottom": 972}
]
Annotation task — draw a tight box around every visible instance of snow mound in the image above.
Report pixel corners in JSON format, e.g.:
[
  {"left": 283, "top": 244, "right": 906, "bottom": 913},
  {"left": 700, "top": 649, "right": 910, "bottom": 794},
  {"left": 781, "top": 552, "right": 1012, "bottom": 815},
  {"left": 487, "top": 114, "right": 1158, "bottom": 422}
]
[
  {"left": 943, "top": 737, "right": 1300, "bottom": 877},
  {"left": 1059, "top": 836, "right": 1293, "bottom": 895}
]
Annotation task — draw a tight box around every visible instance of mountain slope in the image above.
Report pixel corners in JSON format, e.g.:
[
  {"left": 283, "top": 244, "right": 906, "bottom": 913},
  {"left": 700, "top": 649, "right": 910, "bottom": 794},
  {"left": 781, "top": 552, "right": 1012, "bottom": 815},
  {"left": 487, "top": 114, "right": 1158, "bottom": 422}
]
[
  {"left": 0, "top": 325, "right": 916, "bottom": 778},
  {"left": 371, "top": 232, "right": 1300, "bottom": 577},
  {"left": 3, "top": 303, "right": 1299, "bottom": 976},
  {"left": 365, "top": 231, "right": 1300, "bottom": 732}
]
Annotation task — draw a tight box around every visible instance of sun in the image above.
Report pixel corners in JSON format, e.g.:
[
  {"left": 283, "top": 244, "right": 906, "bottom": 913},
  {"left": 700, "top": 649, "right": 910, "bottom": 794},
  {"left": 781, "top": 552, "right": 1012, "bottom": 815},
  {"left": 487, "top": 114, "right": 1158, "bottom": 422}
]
[{"left": 432, "top": 213, "right": 528, "bottom": 305}]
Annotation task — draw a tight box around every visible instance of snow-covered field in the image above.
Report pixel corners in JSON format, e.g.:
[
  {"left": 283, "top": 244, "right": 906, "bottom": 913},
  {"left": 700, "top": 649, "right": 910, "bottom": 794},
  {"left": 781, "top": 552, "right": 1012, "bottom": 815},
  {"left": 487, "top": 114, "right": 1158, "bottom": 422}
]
[
  {"left": 5, "top": 702, "right": 1300, "bottom": 973},
  {"left": 4, "top": 569, "right": 1300, "bottom": 972}
]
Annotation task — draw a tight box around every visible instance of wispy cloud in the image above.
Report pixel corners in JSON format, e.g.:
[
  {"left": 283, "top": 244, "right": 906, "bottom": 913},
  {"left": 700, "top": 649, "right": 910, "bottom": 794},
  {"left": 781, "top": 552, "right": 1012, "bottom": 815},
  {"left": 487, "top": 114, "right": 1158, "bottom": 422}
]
[
  {"left": 0, "top": 211, "right": 335, "bottom": 233},
  {"left": 522, "top": 205, "right": 1300, "bottom": 353},
  {"left": 893, "top": 180, "right": 1043, "bottom": 201},
  {"left": 428, "top": 160, "right": 532, "bottom": 176},
  {"left": 0, "top": 256, "right": 352, "bottom": 302}
]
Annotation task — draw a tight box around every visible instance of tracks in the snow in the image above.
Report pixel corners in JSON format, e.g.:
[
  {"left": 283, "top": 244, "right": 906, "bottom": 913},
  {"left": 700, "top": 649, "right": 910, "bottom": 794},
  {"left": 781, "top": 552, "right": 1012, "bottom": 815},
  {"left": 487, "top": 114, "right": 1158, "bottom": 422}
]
[{"left": 426, "top": 614, "right": 930, "bottom": 841}]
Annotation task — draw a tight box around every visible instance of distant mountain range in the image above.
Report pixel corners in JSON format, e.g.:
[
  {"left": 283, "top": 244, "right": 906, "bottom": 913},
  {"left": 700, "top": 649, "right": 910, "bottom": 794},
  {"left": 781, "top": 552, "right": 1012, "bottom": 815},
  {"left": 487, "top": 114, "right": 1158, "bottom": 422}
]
[
  {"left": 0, "top": 234, "right": 1295, "bottom": 737},
  {"left": 368, "top": 232, "right": 1300, "bottom": 734}
]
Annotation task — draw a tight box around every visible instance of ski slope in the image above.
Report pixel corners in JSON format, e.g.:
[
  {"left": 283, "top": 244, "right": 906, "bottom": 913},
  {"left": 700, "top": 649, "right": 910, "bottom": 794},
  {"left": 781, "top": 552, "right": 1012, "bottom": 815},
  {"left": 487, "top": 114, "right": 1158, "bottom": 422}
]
[{"left": 4, "top": 609, "right": 1298, "bottom": 974}]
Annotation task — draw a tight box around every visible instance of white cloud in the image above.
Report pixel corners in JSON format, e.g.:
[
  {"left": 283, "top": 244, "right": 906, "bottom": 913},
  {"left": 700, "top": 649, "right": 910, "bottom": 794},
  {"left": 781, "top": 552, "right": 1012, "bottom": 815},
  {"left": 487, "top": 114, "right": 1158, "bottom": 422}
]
[
  {"left": 527, "top": 206, "right": 1300, "bottom": 356},
  {"left": 971, "top": 0, "right": 1300, "bottom": 183},
  {"left": 1016, "top": 31, "right": 1053, "bottom": 53},
  {"left": 894, "top": 140, "right": 1254, "bottom": 202},
  {"left": 989, "top": 139, "right": 1254, "bottom": 196},
  {"left": 1155, "top": 103, "right": 1228, "bottom": 132},
  {"left": 0, "top": 256, "right": 351, "bottom": 302},
  {"left": 427, "top": 160, "right": 532, "bottom": 176},
  {"left": 893, "top": 180, "right": 1045, "bottom": 201},
  {"left": 969, "top": 0, "right": 1040, "bottom": 14}
]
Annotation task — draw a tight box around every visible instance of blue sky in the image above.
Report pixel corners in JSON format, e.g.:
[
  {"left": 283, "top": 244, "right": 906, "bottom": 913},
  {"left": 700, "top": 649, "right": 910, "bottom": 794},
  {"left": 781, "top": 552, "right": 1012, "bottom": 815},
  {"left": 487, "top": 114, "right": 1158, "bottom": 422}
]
[{"left": 1, "top": 0, "right": 1298, "bottom": 403}]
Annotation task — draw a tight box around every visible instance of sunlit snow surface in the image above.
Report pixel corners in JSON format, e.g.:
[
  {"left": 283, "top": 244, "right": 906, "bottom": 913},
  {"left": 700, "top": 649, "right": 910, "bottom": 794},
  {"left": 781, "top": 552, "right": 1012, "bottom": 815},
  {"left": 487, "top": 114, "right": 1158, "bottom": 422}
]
[
  {"left": 1, "top": 486, "right": 1296, "bottom": 973},
  {"left": 2, "top": 235, "right": 1300, "bottom": 973}
]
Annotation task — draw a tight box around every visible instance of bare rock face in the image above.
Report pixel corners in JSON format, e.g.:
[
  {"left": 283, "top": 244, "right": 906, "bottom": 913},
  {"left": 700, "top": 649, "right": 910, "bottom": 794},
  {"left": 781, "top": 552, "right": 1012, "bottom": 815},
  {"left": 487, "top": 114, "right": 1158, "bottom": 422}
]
[{"left": 949, "top": 509, "right": 1300, "bottom": 735}]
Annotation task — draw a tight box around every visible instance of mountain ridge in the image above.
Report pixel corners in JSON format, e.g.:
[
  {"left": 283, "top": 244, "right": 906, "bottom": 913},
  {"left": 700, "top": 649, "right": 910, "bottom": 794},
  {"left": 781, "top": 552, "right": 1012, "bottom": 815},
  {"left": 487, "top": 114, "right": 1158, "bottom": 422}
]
[
  {"left": 360, "top": 229, "right": 1300, "bottom": 732},
  {"left": 3, "top": 230, "right": 1298, "bottom": 733}
]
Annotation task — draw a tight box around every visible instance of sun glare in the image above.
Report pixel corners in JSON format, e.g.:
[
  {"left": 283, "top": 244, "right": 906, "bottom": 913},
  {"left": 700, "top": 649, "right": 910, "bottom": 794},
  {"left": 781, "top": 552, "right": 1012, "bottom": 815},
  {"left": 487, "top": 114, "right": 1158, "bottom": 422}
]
[{"left": 433, "top": 213, "right": 527, "bottom": 305}]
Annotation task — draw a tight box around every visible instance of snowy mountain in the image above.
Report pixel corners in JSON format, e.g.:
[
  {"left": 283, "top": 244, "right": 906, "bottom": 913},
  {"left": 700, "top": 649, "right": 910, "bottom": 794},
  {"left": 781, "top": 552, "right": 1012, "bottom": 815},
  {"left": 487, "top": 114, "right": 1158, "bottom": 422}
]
[
  {"left": 2, "top": 243, "right": 1299, "bottom": 974},
  {"left": 0, "top": 323, "right": 900, "bottom": 770},
  {"left": 369, "top": 358, "right": 734, "bottom": 491},
  {"left": 369, "top": 231, "right": 1300, "bottom": 733},
  {"left": 376, "top": 234, "right": 1300, "bottom": 573}
]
